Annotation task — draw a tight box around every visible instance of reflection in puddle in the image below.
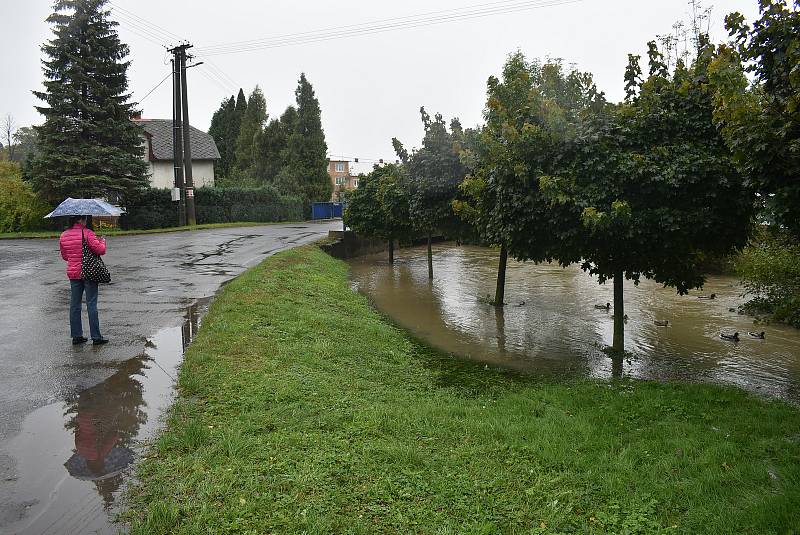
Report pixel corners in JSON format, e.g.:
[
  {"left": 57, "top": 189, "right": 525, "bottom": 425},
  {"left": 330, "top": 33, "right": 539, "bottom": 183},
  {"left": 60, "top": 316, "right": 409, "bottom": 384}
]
[
  {"left": 3, "top": 300, "right": 207, "bottom": 534},
  {"left": 349, "top": 244, "right": 800, "bottom": 402}
]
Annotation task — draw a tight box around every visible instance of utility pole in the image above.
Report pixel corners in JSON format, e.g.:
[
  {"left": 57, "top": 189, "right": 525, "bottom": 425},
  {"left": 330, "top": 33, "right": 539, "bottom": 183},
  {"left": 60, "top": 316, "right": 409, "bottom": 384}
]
[
  {"left": 169, "top": 42, "right": 198, "bottom": 226},
  {"left": 170, "top": 56, "right": 186, "bottom": 226},
  {"left": 178, "top": 46, "right": 197, "bottom": 226}
]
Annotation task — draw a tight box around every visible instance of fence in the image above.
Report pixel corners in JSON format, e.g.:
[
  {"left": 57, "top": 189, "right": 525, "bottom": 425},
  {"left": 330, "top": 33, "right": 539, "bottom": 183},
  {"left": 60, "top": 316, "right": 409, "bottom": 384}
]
[{"left": 311, "top": 202, "right": 343, "bottom": 220}]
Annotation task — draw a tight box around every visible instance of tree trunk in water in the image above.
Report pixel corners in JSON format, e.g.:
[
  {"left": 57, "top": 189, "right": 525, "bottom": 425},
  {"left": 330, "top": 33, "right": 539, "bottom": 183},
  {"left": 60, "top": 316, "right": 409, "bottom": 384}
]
[
  {"left": 427, "top": 233, "right": 433, "bottom": 279},
  {"left": 388, "top": 238, "right": 394, "bottom": 264},
  {"left": 613, "top": 270, "right": 625, "bottom": 353},
  {"left": 494, "top": 244, "right": 508, "bottom": 306}
]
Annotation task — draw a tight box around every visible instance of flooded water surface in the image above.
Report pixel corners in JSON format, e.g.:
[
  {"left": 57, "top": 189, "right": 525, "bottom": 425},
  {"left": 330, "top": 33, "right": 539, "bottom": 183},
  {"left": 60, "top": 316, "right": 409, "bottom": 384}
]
[{"left": 349, "top": 244, "right": 800, "bottom": 402}]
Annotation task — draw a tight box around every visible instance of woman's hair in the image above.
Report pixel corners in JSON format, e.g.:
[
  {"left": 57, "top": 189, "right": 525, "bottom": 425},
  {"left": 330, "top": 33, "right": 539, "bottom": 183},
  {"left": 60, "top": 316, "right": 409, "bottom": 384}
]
[{"left": 68, "top": 215, "right": 89, "bottom": 227}]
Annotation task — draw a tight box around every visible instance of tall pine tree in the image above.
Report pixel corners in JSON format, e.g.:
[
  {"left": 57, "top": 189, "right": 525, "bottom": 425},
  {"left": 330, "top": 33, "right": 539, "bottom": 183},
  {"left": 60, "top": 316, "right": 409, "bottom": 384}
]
[
  {"left": 229, "top": 89, "right": 247, "bottom": 169},
  {"left": 208, "top": 95, "right": 235, "bottom": 179},
  {"left": 253, "top": 106, "right": 296, "bottom": 187},
  {"left": 234, "top": 86, "right": 267, "bottom": 177},
  {"left": 282, "top": 74, "right": 331, "bottom": 208},
  {"left": 29, "top": 0, "right": 147, "bottom": 203}
]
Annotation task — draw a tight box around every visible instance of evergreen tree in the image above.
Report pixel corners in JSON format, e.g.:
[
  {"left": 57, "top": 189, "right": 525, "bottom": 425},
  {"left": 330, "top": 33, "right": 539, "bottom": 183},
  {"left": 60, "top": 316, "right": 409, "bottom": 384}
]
[
  {"left": 28, "top": 0, "right": 147, "bottom": 203},
  {"left": 234, "top": 86, "right": 267, "bottom": 177},
  {"left": 253, "top": 106, "right": 296, "bottom": 187},
  {"left": 229, "top": 89, "right": 247, "bottom": 170},
  {"left": 208, "top": 95, "right": 235, "bottom": 178},
  {"left": 282, "top": 74, "right": 332, "bottom": 208}
]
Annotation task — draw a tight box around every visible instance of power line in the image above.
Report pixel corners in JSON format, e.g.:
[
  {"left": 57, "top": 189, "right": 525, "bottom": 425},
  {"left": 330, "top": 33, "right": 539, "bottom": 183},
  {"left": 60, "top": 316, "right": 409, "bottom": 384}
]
[
  {"left": 195, "top": 57, "right": 239, "bottom": 93},
  {"left": 195, "top": 0, "right": 583, "bottom": 56},
  {"left": 203, "top": 59, "right": 240, "bottom": 90},
  {"left": 108, "top": 0, "right": 183, "bottom": 42},
  {"left": 107, "top": 5, "right": 239, "bottom": 95},
  {"left": 137, "top": 71, "right": 172, "bottom": 103},
  {"left": 114, "top": 19, "right": 168, "bottom": 48},
  {"left": 197, "top": 0, "right": 569, "bottom": 52}
]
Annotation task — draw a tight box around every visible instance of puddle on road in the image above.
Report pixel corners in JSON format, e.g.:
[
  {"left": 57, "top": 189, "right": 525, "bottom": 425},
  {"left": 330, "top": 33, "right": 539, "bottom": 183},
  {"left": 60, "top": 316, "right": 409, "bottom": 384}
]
[
  {"left": 2, "top": 300, "right": 207, "bottom": 535},
  {"left": 349, "top": 244, "right": 800, "bottom": 402}
]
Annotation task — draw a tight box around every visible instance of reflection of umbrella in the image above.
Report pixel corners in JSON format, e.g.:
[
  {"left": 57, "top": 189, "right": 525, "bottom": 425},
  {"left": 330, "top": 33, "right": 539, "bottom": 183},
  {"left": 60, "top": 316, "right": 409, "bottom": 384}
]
[
  {"left": 44, "top": 197, "right": 125, "bottom": 218},
  {"left": 64, "top": 446, "right": 135, "bottom": 481}
]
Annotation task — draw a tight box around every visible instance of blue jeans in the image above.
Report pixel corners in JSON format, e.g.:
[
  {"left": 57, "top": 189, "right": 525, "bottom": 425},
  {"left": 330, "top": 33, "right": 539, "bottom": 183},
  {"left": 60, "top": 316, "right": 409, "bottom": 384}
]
[{"left": 70, "top": 279, "right": 102, "bottom": 340}]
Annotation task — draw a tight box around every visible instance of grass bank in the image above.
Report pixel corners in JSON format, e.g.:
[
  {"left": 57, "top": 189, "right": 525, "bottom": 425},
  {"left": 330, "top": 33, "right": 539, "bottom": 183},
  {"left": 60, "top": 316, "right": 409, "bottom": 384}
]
[
  {"left": 124, "top": 246, "right": 800, "bottom": 534},
  {"left": 0, "top": 221, "right": 305, "bottom": 240}
]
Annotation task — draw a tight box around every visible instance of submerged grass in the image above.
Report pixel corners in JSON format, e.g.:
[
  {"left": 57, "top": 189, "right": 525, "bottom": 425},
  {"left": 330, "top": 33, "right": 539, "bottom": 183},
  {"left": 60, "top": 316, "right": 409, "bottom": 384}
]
[{"left": 124, "top": 246, "right": 800, "bottom": 534}]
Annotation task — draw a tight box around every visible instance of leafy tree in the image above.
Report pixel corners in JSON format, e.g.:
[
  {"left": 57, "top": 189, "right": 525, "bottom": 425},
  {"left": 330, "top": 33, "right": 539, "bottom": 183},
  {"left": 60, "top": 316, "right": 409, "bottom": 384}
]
[
  {"left": 345, "top": 164, "right": 412, "bottom": 263},
  {"left": 0, "top": 161, "right": 49, "bottom": 232},
  {"left": 28, "top": 0, "right": 148, "bottom": 204},
  {"left": 736, "top": 228, "right": 800, "bottom": 327},
  {"left": 208, "top": 95, "right": 235, "bottom": 178},
  {"left": 234, "top": 86, "right": 267, "bottom": 177},
  {"left": 711, "top": 1, "right": 800, "bottom": 237},
  {"left": 12, "top": 127, "right": 38, "bottom": 165},
  {"left": 460, "top": 53, "right": 602, "bottom": 305},
  {"left": 546, "top": 42, "right": 754, "bottom": 352},
  {"left": 394, "top": 108, "right": 466, "bottom": 279},
  {"left": 281, "top": 74, "right": 331, "bottom": 209}
]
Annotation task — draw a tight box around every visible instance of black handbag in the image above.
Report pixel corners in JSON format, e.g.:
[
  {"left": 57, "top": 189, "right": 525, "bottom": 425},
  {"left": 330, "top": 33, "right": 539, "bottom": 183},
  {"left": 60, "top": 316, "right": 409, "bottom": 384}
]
[{"left": 81, "top": 228, "right": 111, "bottom": 283}]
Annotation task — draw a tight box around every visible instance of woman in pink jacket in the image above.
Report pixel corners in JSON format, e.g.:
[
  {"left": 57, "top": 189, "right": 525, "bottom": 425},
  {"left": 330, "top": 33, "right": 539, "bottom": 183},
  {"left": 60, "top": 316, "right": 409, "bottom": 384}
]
[{"left": 60, "top": 216, "right": 108, "bottom": 345}]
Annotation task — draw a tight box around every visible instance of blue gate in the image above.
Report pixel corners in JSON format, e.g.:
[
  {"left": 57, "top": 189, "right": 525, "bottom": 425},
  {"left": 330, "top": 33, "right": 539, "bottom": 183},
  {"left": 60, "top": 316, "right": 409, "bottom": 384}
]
[{"left": 311, "top": 202, "right": 343, "bottom": 220}]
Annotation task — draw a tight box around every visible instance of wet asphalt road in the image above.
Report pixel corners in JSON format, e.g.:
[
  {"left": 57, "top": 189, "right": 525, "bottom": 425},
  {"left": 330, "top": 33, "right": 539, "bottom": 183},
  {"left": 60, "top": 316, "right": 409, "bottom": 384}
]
[{"left": 0, "top": 221, "right": 339, "bottom": 531}]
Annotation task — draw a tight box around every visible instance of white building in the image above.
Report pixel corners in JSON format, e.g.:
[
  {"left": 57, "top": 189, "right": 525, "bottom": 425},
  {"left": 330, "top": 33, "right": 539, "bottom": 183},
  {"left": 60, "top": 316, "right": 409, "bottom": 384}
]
[{"left": 133, "top": 118, "right": 220, "bottom": 189}]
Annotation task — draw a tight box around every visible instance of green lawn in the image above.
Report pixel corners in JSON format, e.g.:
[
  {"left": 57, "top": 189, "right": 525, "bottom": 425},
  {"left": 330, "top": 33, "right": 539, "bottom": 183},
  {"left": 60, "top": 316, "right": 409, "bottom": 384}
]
[
  {"left": 0, "top": 221, "right": 303, "bottom": 240},
  {"left": 124, "top": 246, "right": 800, "bottom": 534}
]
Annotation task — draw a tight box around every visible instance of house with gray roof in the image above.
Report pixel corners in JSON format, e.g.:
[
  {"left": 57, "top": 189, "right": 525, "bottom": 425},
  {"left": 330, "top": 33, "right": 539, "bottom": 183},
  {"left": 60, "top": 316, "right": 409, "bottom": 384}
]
[{"left": 133, "top": 118, "right": 220, "bottom": 189}]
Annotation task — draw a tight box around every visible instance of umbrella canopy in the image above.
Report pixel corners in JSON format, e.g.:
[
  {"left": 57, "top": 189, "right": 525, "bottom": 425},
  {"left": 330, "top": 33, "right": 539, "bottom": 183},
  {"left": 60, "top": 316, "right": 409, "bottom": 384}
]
[
  {"left": 44, "top": 198, "right": 125, "bottom": 218},
  {"left": 64, "top": 446, "right": 135, "bottom": 481}
]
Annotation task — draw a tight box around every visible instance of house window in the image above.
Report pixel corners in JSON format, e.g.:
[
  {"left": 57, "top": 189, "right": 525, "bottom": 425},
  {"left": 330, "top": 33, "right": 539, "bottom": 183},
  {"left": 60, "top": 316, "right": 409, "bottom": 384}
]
[
  {"left": 335, "top": 176, "right": 345, "bottom": 186},
  {"left": 352, "top": 179, "right": 359, "bottom": 188},
  {"left": 335, "top": 162, "right": 345, "bottom": 173}
]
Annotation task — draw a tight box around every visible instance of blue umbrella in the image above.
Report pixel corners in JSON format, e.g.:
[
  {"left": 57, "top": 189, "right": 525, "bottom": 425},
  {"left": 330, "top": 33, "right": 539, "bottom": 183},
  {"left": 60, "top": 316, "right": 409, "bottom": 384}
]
[{"left": 44, "top": 197, "right": 125, "bottom": 218}]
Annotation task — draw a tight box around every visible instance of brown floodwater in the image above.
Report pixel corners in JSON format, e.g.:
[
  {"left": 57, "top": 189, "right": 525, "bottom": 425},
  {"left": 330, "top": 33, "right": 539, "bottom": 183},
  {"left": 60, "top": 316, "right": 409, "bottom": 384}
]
[{"left": 349, "top": 244, "right": 800, "bottom": 402}]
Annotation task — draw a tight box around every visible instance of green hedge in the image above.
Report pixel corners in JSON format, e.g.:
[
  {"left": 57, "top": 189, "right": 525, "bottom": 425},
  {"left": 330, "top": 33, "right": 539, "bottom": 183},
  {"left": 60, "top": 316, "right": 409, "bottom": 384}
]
[{"left": 121, "top": 186, "right": 303, "bottom": 229}]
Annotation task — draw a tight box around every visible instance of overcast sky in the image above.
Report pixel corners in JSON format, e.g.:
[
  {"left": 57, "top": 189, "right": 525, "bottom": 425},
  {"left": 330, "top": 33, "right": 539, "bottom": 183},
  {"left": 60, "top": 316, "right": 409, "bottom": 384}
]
[{"left": 2, "top": 0, "right": 760, "bottom": 173}]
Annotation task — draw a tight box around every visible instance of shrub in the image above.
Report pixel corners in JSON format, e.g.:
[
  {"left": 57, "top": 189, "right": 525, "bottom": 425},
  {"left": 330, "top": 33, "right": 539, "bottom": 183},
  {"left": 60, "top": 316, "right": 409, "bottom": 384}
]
[
  {"left": 0, "top": 161, "right": 50, "bottom": 232},
  {"left": 737, "top": 229, "right": 800, "bottom": 327},
  {"left": 119, "top": 188, "right": 175, "bottom": 230},
  {"left": 120, "top": 186, "right": 303, "bottom": 230}
]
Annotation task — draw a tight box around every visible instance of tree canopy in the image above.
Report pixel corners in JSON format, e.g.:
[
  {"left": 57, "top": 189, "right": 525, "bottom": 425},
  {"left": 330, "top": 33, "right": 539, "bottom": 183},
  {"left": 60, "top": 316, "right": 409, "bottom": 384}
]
[
  {"left": 545, "top": 41, "right": 754, "bottom": 351},
  {"left": 345, "top": 163, "right": 411, "bottom": 263},
  {"left": 711, "top": 0, "right": 800, "bottom": 237},
  {"left": 280, "top": 73, "right": 332, "bottom": 209},
  {"left": 28, "top": 0, "right": 148, "bottom": 204}
]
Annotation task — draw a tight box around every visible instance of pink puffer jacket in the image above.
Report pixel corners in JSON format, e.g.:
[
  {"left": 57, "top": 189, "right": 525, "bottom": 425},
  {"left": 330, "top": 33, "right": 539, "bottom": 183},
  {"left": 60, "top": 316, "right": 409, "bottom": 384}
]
[{"left": 59, "top": 223, "right": 106, "bottom": 280}]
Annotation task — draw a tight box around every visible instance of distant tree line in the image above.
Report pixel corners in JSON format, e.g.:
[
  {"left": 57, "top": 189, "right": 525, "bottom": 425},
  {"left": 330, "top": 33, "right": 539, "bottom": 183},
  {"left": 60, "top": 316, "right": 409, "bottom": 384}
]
[
  {"left": 207, "top": 74, "right": 332, "bottom": 210},
  {"left": 346, "top": 0, "right": 800, "bottom": 351}
]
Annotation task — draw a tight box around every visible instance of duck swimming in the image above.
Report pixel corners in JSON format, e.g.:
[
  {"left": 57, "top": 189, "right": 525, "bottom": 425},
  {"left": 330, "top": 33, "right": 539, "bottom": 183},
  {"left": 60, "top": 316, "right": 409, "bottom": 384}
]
[
  {"left": 698, "top": 293, "right": 717, "bottom": 300},
  {"left": 748, "top": 331, "right": 766, "bottom": 339},
  {"left": 595, "top": 302, "right": 611, "bottom": 310},
  {"left": 654, "top": 320, "right": 669, "bottom": 327},
  {"left": 720, "top": 332, "right": 740, "bottom": 342}
]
